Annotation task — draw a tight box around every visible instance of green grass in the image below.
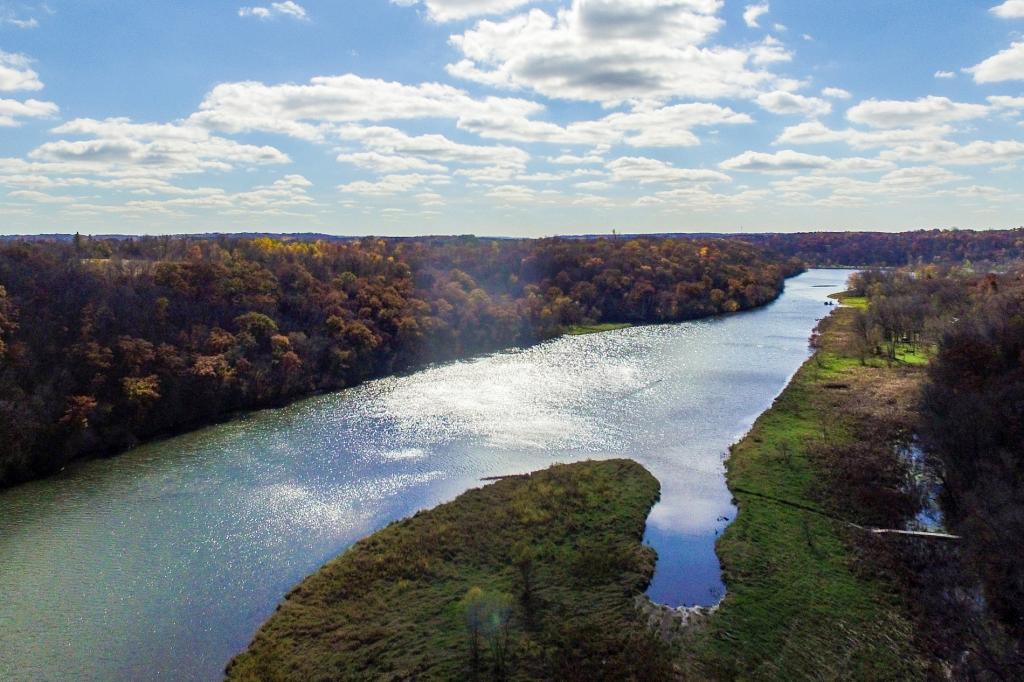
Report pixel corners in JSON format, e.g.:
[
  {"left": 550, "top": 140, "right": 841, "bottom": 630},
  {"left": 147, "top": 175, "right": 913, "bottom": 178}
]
[
  {"left": 893, "top": 343, "right": 932, "bottom": 366},
  {"left": 835, "top": 294, "right": 868, "bottom": 309},
  {"left": 226, "top": 460, "right": 671, "bottom": 681},
  {"left": 679, "top": 309, "right": 926, "bottom": 680},
  {"left": 562, "top": 322, "right": 632, "bottom": 336}
]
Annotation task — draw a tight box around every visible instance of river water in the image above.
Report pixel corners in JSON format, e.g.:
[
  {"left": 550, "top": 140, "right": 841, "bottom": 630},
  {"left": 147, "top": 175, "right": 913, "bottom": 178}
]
[{"left": 0, "top": 269, "right": 852, "bottom": 681}]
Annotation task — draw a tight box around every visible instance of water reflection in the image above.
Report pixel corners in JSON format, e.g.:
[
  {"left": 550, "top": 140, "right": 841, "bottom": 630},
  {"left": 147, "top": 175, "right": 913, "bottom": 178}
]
[{"left": 0, "top": 269, "right": 852, "bottom": 681}]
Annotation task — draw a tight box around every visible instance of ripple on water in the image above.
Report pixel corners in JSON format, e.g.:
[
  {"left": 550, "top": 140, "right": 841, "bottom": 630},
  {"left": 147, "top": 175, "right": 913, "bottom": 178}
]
[{"left": 0, "top": 269, "right": 854, "bottom": 682}]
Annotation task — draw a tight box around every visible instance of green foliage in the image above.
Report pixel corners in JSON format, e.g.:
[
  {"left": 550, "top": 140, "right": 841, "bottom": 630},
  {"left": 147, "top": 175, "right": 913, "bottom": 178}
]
[
  {"left": 562, "top": 322, "right": 632, "bottom": 336},
  {"left": 680, "top": 307, "right": 928, "bottom": 680},
  {"left": 226, "top": 460, "right": 673, "bottom": 681}
]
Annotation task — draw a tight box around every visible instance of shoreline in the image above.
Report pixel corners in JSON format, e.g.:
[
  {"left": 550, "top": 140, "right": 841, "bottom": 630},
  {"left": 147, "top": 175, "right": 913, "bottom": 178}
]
[
  {"left": 4, "top": 272, "right": 803, "bottom": 492},
  {"left": 674, "top": 295, "right": 932, "bottom": 678}
]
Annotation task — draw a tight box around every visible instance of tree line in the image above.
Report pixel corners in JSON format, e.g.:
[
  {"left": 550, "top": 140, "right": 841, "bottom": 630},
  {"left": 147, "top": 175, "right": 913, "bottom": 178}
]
[
  {"left": 741, "top": 228, "right": 1024, "bottom": 268},
  {"left": 847, "top": 265, "right": 1024, "bottom": 670},
  {"left": 918, "top": 270, "right": 1024, "bottom": 644},
  {"left": 0, "top": 235, "right": 799, "bottom": 487}
]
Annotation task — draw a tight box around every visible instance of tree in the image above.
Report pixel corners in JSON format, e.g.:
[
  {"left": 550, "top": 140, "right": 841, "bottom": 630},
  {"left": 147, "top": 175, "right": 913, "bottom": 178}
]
[{"left": 460, "top": 587, "right": 515, "bottom": 680}]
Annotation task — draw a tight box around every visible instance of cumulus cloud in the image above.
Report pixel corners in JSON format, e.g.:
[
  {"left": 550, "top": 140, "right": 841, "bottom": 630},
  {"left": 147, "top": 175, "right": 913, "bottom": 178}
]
[
  {"left": 390, "top": 0, "right": 532, "bottom": 22},
  {"left": 775, "top": 120, "right": 954, "bottom": 149},
  {"left": 0, "top": 98, "right": 58, "bottom": 127},
  {"left": 756, "top": 90, "right": 831, "bottom": 116},
  {"left": 720, "top": 149, "right": 891, "bottom": 173},
  {"left": 967, "top": 41, "right": 1024, "bottom": 83},
  {"left": 934, "top": 70, "right": 956, "bottom": 79},
  {"left": 446, "top": 1, "right": 791, "bottom": 103},
  {"left": 743, "top": 3, "right": 769, "bottom": 28},
  {"left": 29, "top": 118, "right": 290, "bottom": 179},
  {"left": 606, "top": 156, "right": 730, "bottom": 184},
  {"left": 879, "top": 139, "right": 1024, "bottom": 166},
  {"left": 989, "top": 95, "right": 1024, "bottom": 109},
  {"left": 239, "top": 1, "right": 309, "bottom": 21},
  {"left": 821, "top": 87, "right": 851, "bottom": 99},
  {"left": 548, "top": 153, "right": 604, "bottom": 164},
  {"left": 191, "top": 73, "right": 547, "bottom": 142},
  {"left": 336, "top": 125, "right": 529, "bottom": 171},
  {"left": 0, "top": 51, "right": 44, "bottom": 91},
  {"left": 990, "top": 0, "right": 1024, "bottom": 19},
  {"left": 720, "top": 149, "right": 832, "bottom": 172},
  {"left": 846, "top": 96, "right": 990, "bottom": 128},
  {"left": 338, "top": 173, "right": 445, "bottom": 196},
  {"left": 191, "top": 71, "right": 752, "bottom": 151},
  {"left": 336, "top": 152, "right": 448, "bottom": 173}
]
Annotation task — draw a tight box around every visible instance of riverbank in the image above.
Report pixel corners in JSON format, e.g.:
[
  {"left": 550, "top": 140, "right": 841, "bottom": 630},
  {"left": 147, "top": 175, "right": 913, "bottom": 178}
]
[
  {"left": 226, "top": 459, "right": 673, "bottom": 681},
  {"left": 562, "top": 322, "right": 632, "bottom": 335},
  {"left": 677, "top": 297, "right": 932, "bottom": 679}
]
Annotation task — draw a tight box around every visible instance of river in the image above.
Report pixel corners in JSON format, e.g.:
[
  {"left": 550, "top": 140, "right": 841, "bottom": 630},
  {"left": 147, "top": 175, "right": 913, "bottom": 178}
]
[{"left": 0, "top": 268, "right": 852, "bottom": 681}]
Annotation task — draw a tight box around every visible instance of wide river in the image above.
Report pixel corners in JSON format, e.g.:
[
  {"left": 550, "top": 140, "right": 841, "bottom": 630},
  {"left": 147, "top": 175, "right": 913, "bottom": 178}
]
[{"left": 0, "top": 269, "right": 851, "bottom": 681}]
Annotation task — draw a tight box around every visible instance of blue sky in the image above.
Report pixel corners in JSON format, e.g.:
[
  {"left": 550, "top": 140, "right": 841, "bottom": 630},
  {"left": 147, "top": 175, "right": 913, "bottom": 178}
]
[{"left": 1, "top": 0, "right": 1023, "bottom": 236}]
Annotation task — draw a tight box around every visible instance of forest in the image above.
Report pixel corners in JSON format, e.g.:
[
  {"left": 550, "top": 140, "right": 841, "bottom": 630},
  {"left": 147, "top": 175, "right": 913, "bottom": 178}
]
[
  {"left": 0, "top": 234, "right": 798, "bottom": 488},
  {"left": 841, "top": 265, "right": 1024, "bottom": 673},
  {"left": 741, "top": 227, "right": 1024, "bottom": 268}
]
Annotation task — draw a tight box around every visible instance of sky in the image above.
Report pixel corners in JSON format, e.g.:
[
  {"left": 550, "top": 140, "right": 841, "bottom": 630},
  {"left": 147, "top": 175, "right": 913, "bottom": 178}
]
[{"left": 0, "top": 0, "right": 1023, "bottom": 236}]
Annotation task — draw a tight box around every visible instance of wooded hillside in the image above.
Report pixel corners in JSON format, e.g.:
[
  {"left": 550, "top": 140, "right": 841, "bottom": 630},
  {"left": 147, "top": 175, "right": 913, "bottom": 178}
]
[{"left": 0, "top": 235, "right": 798, "bottom": 487}]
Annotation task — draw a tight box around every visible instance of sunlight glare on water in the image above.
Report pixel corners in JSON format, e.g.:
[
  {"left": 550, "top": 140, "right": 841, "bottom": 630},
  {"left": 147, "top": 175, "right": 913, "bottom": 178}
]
[{"left": 0, "top": 269, "right": 852, "bottom": 681}]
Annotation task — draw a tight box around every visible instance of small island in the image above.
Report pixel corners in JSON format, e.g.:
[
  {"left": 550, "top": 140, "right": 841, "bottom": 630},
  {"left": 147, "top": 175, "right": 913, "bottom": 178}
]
[{"left": 226, "top": 459, "right": 674, "bottom": 681}]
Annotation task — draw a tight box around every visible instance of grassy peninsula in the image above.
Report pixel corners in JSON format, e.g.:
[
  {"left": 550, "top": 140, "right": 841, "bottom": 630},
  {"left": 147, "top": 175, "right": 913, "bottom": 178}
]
[
  {"left": 226, "top": 459, "right": 673, "bottom": 681},
  {"left": 679, "top": 297, "right": 930, "bottom": 679}
]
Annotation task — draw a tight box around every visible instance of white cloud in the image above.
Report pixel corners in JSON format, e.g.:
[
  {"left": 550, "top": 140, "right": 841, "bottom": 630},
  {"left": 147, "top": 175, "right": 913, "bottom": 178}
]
[
  {"left": 337, "top": 125, "right": 528, "bottom": 170},
  {"left": 756, "top": 90, "right": 831, "bottom": 116},
  {"left": 390, "top": 0, "right": 533, "bottom": 22},
  {"left": 1, "top": 15, "right": 39, "bottom": 29},
  {"left": 548, "top": 153, "right": 604, "bottom": 164},
  {"left": 239, "top": 1, "right": 309, "bottom": 21},
  {"left": 768, "top": 165, "right": 968, "bottom": 207},
  {"left": 991, "top": 1, "right": 1024, "bottom": 19},
  {"left": 192, "top": 73, "right": 546, "bottom": 142},
  {"left": 967, "top": 41, "right": 1024, "bottom": 83},
  {"left": 821, "top": 87, "right": 851, "bottom": 99},
  {"left": 485, "top": 184, "right": 538, "bottom": 203},
  {"left": 934, "top": 70, "right": 956, "bottom": 79},
  {"left": 0, "top": 98, "right": 58, "bottom": 126},
  {"left": 192, "top": 71, "right": 751, "bottom": 149},
  {"left": 0, "top": 51, "right": 44, "bottom": 91},
  {"left": 989, "top": 95, "right": 1024, "bottom": 109},
  {"left": 720, "top": 149, "right": 891, "bottom": 174},
  {"left": 879, "top": 139, "right": 1024, "bottom": 166},
  {"left": 880, "top": 165, "right": 964, "bottom": 188},
  {"left": 721, "top": 149, "right": 832, "bottom": 172},
  {"left": 7, "top": 189, "right": 74, "bottom": 203},
  {"left": 336, "top": 151, "right": 448, "bottom": 173},
  {"left": 446, "top": 1, "right": 791, "bottom": 104},
  {"left": 846, "top": 96, "right": 990, "bottom": 128},
  {"left": 27, "top": 118, "right": 290, "bottom": 179},
  {"left": 338, "top": 173, "right": 444, "bottom": 196},
  {"left": 743, "top": 3, "right": 769, "bottom": 28},
  {"left": 607, "top": 156, "right": 730, "bottom": 184},
  {"left": 775, "top": 119, "right": 954, "bottom": 149},
  {"left": 559, "top": 102, "right": 752, "bottom": 147}
]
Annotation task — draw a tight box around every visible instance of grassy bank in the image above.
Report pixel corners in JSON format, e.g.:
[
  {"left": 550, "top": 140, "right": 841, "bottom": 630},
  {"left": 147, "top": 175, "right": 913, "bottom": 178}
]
[
  {"left": 226, "top": 459, "right": 672, "bottom": 681},
  {"left": 562, "top": 322, "right": 632, "bottom": 335},
  {"left": 679, "top": 299, "right": 931, "bottom": 680}
]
